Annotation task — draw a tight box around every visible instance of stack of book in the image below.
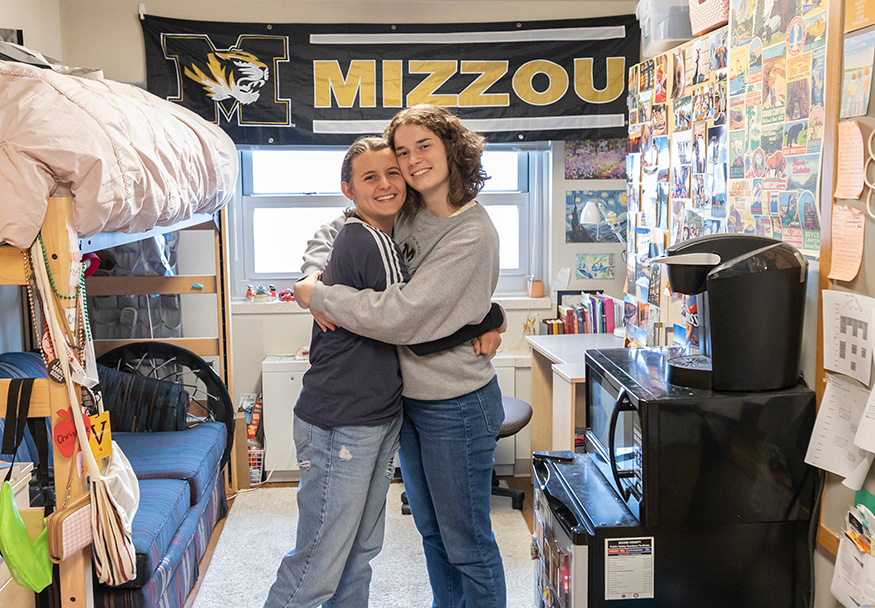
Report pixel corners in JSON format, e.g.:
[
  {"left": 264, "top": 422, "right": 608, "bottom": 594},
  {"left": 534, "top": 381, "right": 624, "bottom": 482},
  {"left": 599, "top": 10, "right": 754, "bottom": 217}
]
[{"left": 555, "top": 292, "right": 622, "bottom": 335}]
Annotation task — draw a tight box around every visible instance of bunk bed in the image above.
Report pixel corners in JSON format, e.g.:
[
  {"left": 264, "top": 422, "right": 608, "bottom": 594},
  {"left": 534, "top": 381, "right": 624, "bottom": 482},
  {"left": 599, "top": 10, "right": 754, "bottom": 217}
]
[{"left": 0, "top": 55, "right": 240, "bottom": 608}]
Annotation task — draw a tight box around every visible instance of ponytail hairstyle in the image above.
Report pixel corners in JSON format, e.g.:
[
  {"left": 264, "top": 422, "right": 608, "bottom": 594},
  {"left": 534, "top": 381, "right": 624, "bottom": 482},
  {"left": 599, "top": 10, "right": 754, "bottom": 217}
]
[{"left": 339, "top": 136, "right": 395, "bottom": 217}]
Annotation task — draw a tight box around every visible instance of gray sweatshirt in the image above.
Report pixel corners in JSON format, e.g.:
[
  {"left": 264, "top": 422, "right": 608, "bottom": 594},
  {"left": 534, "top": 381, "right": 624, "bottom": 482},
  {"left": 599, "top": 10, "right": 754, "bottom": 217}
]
[{"left": 307, "top": 203, "right": 500, "bottom": 400}]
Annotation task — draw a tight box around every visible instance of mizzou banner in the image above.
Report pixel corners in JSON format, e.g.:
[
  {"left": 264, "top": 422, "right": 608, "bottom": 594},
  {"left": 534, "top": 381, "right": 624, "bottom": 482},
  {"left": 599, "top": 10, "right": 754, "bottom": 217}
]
[{"left": 142, "top": 14, "right": 639, "bottom": 145}]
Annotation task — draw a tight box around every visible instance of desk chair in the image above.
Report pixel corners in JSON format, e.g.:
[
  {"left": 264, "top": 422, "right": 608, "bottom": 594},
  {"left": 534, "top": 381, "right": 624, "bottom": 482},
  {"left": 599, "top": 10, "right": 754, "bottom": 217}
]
[
  {"left": 492, "top": 396, "right": 533, "bottom": 510},
  {"left": 400, "top": 396, "right": 534, "bottom": 514}
]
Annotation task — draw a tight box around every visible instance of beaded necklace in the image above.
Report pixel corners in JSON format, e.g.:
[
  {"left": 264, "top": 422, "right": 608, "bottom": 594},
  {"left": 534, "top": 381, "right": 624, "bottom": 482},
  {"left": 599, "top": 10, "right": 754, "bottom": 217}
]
[
  {"left": 28, "top": 241, "right": 92, "bottom": 366},
  {"left": 23, "top": 249, "right": 51, "bottom": 368},
  {"left": 37, "top": 234, "right": 82, "bottom": 301}
]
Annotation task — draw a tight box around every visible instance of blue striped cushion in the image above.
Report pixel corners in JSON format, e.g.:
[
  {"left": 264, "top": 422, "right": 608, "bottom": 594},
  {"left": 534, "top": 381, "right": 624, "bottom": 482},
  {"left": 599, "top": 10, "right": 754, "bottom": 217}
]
[
  {"left": 128, "top": 478, "right": 189, "bottom": 587},
  {"left": 94, "top": 468, "right": 228, "bottom": 608},
  {"left": 114, "top": 422, "right": 225, "bottom": 505}
]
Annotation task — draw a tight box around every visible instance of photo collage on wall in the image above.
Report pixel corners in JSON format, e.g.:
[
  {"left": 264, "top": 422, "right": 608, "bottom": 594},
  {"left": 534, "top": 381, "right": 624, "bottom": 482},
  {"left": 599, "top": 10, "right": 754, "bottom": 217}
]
[
  {"left": 728, "top": 0, "right": 827, "bottom": 256},
  {"left": 625, "top": 28, "right": 731, "bottom": 348},
  {"left": 624, "top": 3, "right": 828, "bottom": 348}
]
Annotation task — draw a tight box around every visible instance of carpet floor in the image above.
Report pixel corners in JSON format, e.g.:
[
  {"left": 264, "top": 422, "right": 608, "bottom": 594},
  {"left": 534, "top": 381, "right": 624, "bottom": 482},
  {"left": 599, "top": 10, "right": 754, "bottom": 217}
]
[{"left": 193, "top": 483, "right": 535, "bottom": 607}]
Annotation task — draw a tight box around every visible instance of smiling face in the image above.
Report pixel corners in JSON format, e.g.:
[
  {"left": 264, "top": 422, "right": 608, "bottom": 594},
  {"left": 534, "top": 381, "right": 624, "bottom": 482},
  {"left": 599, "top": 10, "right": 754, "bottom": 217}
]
[
  {"left": 392, "top": 123, "right": 451, "bottom": 211},
  {"left": 341, "top": 148, "right": 406, "bottom": 233}
]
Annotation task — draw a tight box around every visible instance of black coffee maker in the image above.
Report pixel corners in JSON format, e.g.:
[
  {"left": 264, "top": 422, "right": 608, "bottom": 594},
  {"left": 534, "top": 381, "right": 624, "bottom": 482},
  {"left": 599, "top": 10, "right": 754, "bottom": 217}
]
[{"left": 654, "top": 234, "right": 808, "bottom": 392}]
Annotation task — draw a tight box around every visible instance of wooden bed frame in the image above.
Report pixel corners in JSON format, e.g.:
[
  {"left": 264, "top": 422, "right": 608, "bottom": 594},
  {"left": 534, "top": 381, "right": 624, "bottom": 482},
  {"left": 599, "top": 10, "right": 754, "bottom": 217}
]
[
  {"left": 0, "top": 196, "right": 94, "bottom": 607},
  {"left": 0, "top": 196, "right": 243, "bottom": 607}
]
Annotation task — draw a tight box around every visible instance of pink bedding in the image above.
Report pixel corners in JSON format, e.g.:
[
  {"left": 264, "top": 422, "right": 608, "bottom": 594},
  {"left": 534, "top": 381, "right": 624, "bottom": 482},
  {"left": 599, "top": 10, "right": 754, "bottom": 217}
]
[{"left": 0, "top": 61, "right": 238, "bottom": 249}]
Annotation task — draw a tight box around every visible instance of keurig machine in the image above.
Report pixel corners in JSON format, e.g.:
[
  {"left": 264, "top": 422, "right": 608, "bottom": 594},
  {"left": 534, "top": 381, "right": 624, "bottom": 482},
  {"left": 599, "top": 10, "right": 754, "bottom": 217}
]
[{"left": 654, "top": 234, "right": 808, "bottom": 391}]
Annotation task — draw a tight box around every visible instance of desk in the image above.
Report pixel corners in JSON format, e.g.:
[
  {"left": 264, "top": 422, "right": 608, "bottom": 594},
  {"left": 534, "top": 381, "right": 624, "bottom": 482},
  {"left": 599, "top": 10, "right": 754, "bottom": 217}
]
[{"left": 526, "top": 333, "right": 623, "bottom": 452}]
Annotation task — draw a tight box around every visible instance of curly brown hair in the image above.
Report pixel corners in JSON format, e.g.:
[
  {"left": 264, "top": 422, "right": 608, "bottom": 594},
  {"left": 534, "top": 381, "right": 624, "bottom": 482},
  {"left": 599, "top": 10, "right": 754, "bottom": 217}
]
[{"left": 383, "top": 105, "right": 488, "bottom": 216}]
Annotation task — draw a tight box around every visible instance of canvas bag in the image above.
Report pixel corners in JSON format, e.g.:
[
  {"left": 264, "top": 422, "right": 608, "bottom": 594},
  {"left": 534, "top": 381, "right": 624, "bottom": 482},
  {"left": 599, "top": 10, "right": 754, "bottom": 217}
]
[{"left": 31, "top": 241, "right": 139, "bottom": 586}]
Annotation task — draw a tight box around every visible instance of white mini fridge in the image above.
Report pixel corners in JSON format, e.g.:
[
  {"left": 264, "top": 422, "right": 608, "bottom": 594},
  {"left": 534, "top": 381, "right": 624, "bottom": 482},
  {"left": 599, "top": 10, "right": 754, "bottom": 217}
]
[{"left": 261, "top": 355, "right": 310, "bottom": 481}]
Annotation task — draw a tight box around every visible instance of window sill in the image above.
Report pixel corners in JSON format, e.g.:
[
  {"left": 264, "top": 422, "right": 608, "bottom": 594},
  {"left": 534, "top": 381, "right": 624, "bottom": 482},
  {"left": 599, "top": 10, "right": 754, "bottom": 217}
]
[
  {"left": 231, "top": 300, "right": 309, "bottom": 315},
  {"left": 493, "top": 296, "right": 553, "bottom": 310}
]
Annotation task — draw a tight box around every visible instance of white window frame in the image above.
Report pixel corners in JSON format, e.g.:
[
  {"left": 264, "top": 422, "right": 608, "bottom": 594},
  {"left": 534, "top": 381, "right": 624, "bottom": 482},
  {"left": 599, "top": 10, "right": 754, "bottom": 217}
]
[{"left": 228, "top": 143, "right": 550, "bottom": 299}]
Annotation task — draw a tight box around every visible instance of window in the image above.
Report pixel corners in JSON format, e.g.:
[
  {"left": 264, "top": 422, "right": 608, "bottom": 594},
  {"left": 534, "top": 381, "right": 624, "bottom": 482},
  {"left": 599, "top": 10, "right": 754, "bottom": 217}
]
[{"left": 229, "top": 143, "right": 549, "bottom": 297}]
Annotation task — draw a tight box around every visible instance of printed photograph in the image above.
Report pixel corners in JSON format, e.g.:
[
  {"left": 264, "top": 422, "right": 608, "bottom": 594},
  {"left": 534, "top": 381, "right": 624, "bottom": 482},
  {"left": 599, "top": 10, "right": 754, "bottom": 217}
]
[
  {"left": 707, "top": 125, "right": 727, "bottom": 165},
  {"left": 713, "top": 70, "right": 728, "bottom": 125},
  {"left": 674, "top": 95, "right": 692, "bottom": 131},
  {"left": 710, "top": 29, "right": 728, "bottom": 70},
  {"left": 565, "top": 138, "right": 627, "bottom": 180},
  {"left": 654, "top": 55, "right": 667, "bottom": 104},
  {"left": 692, "top": 123, "right": 707, "bottom": 174},
  {"left": 672, "top": 47, "right": 686, "bottom": 99},
  {"left": 840, "top": 29, "right": 875, "bottom": 118}
]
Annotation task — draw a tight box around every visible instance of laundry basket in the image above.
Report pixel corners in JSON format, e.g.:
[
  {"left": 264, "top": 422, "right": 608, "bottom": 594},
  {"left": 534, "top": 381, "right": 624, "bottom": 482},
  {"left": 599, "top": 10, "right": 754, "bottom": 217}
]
[{"left": 248, "top": 447, "right": 265, "bottom": 484}]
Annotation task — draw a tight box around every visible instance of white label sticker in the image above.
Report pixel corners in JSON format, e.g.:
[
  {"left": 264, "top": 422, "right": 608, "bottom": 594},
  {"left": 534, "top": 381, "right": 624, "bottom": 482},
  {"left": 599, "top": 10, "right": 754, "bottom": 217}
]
[{"left": 605, "top": 537, "right": 654, "bottom": 600}]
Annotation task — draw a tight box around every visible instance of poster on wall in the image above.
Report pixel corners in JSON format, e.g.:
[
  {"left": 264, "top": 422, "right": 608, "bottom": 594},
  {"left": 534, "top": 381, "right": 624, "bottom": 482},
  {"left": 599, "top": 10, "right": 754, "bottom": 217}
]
[
  {"left": 728, "top": 0, "right": 827, "bottom": 257},
  {"left": 565, "top": 139, "right": 627, "bottom": 179},
  {"left": 141, "top": 14, "right": 640, "bottom": 145},
  {"left": 565, "top": 190, "right": 628, "bottom": 244}
]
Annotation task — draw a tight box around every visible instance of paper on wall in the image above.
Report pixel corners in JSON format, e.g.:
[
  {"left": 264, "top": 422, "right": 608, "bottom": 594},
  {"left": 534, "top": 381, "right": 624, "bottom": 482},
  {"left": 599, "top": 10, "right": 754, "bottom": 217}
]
[
  {"left": 822, "top": 290, "right": 875, "bottom": 386},
  {"left": 844, "top": 452, "right": 875, "bottom": 490},
  {"left": 834, "top": 121, "right": 865, "bottom": 199},
  {"left": 552, "top": 267, "right": 571, "bottom": 303},
  {"left": 805, "top": 374, "right": 872, "bottom": 483},
  {"left": 831, "top": 535, "right": 875, "bottom": 607},
  {"left": 855, "top": 384, "right": 875, "bottom": 453},
  {"left": 829, "top": 205, "right": 867, "bottom": 282}
]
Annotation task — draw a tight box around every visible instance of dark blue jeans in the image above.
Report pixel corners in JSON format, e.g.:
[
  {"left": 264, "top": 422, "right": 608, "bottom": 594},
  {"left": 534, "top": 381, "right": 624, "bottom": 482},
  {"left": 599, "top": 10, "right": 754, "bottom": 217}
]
[{"left": 398, "top": 375, "right": 507, "bottom": 608}]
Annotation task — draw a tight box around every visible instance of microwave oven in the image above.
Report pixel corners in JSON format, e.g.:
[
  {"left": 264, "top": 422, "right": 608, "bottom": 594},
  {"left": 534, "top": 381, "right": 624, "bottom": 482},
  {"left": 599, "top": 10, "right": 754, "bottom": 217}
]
[{"left": 583, "top": 347, "right": 817, "bottom": 528}]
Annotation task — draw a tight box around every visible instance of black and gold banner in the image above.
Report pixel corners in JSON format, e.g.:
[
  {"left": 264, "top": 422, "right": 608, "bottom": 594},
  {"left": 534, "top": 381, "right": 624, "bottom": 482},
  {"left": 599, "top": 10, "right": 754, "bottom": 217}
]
[{"left": 142, "top": 14, "right": 639, "bottom": 145}]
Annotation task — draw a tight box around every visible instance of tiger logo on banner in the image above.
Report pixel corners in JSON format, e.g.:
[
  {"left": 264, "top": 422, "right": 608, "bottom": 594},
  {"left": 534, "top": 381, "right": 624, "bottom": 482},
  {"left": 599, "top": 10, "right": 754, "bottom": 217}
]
[
  {"left": 161, "top": 34, "right": 292, "bottom": 127},
  {"left": 184, "top": 49, "right": 269, "bottom": 105}
]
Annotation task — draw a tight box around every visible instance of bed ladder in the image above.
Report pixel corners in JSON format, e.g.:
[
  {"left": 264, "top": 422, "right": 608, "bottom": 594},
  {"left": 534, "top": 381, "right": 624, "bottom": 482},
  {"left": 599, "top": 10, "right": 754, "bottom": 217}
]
[{"left": 0, "top": 196, "right": 93, "bottom": 608}]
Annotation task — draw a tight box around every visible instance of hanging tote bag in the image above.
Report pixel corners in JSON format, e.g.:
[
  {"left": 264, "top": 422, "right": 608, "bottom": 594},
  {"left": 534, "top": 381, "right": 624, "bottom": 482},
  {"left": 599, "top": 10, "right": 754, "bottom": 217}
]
[
  {"left": 0, "top": 378, "right": 53, "bottom": 592},
  {"left": 31, "top": 241, "right": 140, "bottom": 586}
]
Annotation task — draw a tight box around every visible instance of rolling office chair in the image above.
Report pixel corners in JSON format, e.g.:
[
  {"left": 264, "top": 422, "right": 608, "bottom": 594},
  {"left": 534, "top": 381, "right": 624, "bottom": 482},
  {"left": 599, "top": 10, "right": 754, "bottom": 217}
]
[
  {"left": 492, "top": 396, "right": 533, "bottom": 510},
  {"left": 400, "top": 395, "right": 533, "bottom": 514}
]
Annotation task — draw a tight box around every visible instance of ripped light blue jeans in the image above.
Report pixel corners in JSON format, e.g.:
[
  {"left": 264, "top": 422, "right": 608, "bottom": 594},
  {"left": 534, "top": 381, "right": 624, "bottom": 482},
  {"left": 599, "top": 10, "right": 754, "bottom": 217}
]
[{"left": 263, "top": 413, "right": 402, "bottom": 608}]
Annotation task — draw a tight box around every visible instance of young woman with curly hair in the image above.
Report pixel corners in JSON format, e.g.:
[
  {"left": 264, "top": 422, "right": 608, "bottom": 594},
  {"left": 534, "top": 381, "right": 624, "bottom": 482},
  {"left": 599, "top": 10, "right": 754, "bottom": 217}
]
[{"left": 296, "top": 104, "right": 507, "bottom": 608}]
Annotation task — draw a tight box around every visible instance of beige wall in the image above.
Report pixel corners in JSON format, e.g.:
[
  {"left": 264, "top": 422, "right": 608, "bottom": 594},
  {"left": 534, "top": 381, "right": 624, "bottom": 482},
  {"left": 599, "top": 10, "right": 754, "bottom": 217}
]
[{"left": 3, "top": 0, "right": 62, "bottom": 60}]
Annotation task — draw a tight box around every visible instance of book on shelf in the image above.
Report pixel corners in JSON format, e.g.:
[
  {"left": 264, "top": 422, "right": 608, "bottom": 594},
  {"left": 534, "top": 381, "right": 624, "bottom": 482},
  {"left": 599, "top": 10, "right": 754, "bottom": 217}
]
[{"left": 550, "top": 291, "right": 624, "bottom": 335}]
